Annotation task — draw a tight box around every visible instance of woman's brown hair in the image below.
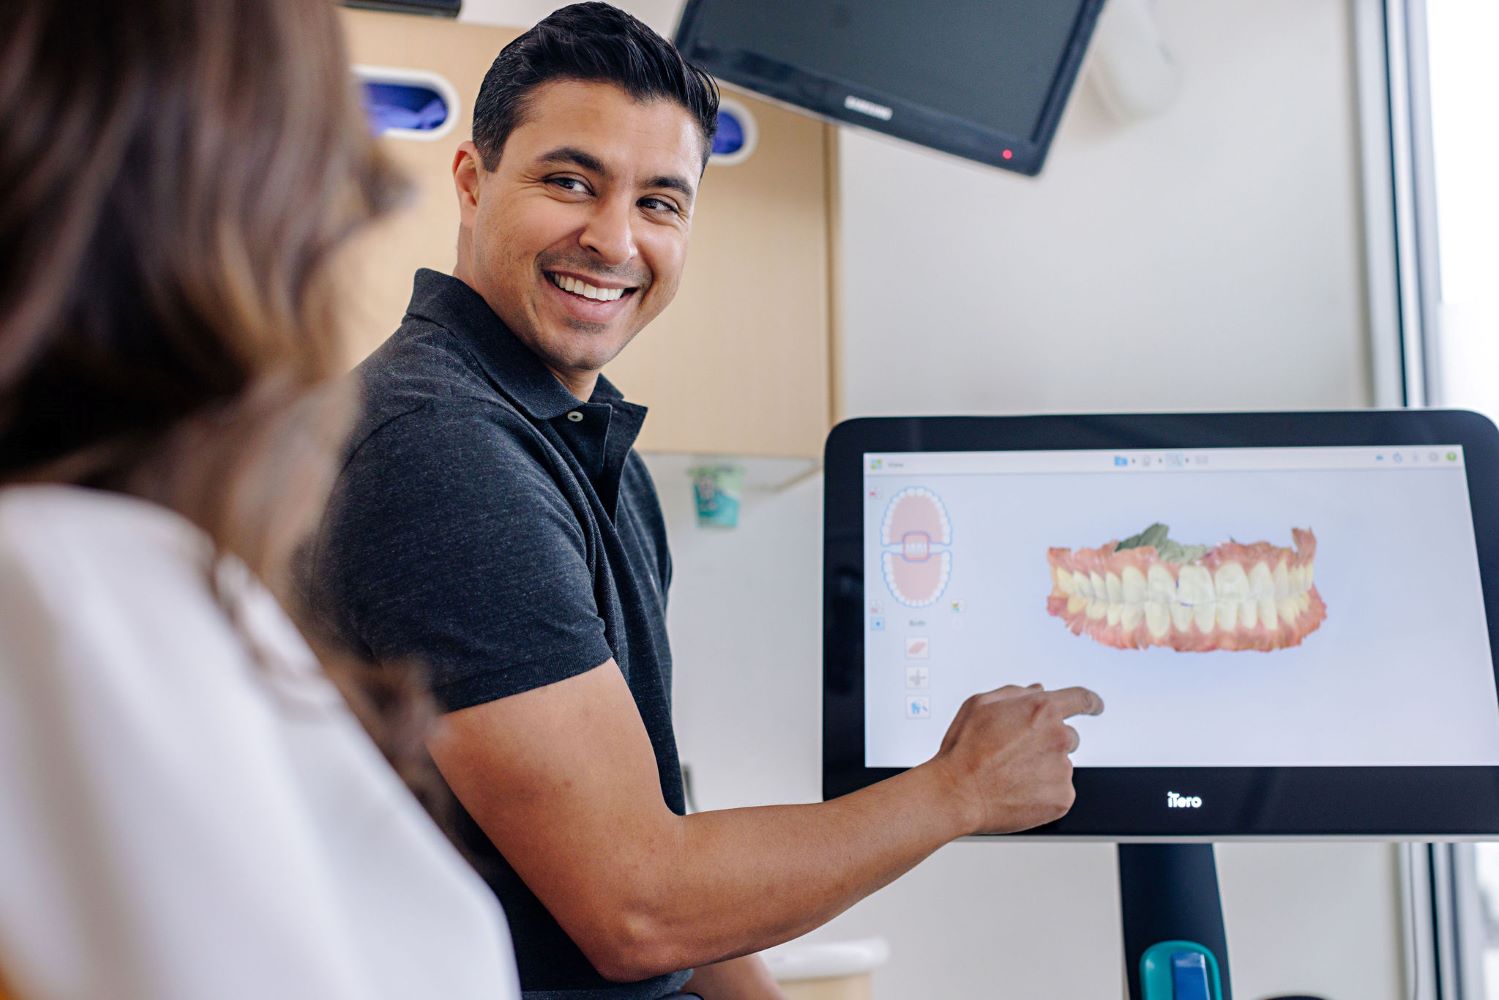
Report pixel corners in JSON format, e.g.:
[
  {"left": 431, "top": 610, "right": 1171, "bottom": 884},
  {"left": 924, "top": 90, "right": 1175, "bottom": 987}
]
[{"left": 0, "top": 0, "right": 440, "bottom": 802}]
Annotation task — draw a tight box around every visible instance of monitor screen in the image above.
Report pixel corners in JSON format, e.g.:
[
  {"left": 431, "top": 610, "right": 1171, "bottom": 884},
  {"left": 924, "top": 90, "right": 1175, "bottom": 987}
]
[
  {"left": 823, "top": 412, "right": 1499, "bottom": 837},
  {"left": 863, "top": 445, "right": 1499, "bottom": 770},
  {"left": 674, "top": 0, "right": 1104, "bottom": 174}
]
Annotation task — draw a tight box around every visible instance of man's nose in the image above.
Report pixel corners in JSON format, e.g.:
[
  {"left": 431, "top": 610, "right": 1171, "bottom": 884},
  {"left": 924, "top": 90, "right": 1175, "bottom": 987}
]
[{"left": 578, "top": 196, "right": 637, "bottom": 267}]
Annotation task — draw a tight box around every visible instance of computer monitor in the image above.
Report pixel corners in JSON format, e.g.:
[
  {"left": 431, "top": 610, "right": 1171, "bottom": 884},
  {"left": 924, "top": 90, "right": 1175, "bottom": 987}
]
[
  {"left": 822, "top": 411, "right": 1499, "bottom": 837},
  {"left": 673, "top": 0, "right": 1104, "bottom": 175}
]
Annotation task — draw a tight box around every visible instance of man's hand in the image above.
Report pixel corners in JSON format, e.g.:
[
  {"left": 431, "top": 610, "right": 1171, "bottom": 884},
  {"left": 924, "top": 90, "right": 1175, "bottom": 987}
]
[{"left": 929, "top": 683, "right": 1105, "bottom": 836}]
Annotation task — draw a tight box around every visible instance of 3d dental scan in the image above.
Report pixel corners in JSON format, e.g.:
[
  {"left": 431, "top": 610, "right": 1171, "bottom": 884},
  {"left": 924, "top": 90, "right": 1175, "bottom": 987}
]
[{"left": 1046, "top": 523, "right": 1327, "bottom": 652}]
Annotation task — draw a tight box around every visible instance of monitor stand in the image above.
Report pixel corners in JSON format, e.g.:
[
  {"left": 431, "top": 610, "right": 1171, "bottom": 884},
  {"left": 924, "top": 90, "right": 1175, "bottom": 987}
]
[{"left": 1118, "top": 843, "right": 1231, "bottom": 1000}]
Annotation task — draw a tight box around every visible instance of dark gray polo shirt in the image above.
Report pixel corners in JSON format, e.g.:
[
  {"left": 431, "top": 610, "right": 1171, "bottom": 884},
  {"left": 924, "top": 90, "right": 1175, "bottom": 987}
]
[{"left": 309, "top": 269, "right": 689, "bottom": 1000}]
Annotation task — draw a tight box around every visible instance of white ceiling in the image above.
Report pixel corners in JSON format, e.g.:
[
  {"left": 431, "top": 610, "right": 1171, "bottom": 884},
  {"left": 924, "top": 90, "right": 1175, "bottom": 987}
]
[{"left": 457, "top": 0, "right": 687, "bottom": 38}]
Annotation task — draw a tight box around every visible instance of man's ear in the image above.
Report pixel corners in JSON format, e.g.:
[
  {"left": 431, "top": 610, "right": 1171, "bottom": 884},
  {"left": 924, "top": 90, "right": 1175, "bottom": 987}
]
[{"left": 453, "top": 140, "right": 484, "bottom": 227}]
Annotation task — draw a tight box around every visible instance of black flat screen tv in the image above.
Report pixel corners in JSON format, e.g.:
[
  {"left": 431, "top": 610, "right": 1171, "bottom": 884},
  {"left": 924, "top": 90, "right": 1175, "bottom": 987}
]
[
  {"left": 824, "top": 410, "right": 1499, "bottom": 838},
  {"left": 341, "top": 0, "right": 459, "bottom": 17},
  {"left": 674, "top": 0, "right": 1105, "bottom": 175}
]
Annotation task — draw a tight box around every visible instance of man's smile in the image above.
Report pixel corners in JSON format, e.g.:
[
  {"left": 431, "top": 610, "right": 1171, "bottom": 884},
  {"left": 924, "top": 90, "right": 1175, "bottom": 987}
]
[
  {"left": 544, "top": 269, "right": 639, "bottom": 303},
  {"left": 540, "top": 267, "right": 643, "bottom": 325}
]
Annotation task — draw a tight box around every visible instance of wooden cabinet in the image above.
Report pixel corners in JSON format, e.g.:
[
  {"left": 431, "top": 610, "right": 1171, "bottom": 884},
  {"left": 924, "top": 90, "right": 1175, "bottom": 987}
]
[
  {"left": 339, "top": 9, "right": 834, "bottom": 459},
  {"left": 336, "top": 11, "right": 515, "bottom": 365}
]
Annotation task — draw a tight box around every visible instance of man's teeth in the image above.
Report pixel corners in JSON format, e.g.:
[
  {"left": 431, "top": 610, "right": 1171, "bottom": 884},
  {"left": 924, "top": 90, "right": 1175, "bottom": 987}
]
[{"left": 549, "top": 273, "right": 626, "bottom": 302}]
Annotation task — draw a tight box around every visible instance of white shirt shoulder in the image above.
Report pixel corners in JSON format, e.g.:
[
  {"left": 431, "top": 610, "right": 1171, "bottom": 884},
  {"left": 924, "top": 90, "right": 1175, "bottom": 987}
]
[{"left": 0, "top": 485, "right": 519, "bottom": 1000}]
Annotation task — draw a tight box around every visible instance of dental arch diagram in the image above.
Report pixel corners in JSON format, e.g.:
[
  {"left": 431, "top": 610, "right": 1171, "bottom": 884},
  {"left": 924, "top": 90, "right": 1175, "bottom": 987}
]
[{"left": 881, "top": 487, "right": 952, "bottom": 608}]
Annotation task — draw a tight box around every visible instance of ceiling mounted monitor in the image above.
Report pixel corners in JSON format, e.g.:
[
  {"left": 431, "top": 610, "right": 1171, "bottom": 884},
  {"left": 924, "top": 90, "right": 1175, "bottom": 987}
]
[
  {"left": 674, "top": 0, "right": 1105, "bottom": 176},
  {"left": 341, "top": 0, "right": 459, "bottom": 17}
]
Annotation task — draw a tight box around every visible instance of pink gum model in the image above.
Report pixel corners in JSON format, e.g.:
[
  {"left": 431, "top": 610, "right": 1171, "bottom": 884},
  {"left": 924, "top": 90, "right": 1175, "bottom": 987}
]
[{"left": 1046, "top": 529, "right": 1327, "bottom": 652}]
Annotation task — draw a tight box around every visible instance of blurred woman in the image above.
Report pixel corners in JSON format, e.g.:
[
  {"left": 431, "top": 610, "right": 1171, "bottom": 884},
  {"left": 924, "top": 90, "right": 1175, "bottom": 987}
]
[{"left": 0, "top": 1, "right": 520, "bottom": 997}]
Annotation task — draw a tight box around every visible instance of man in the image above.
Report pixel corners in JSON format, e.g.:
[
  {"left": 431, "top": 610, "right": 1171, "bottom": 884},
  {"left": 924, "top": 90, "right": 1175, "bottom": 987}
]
[{"left": 310, "top": 4, "right": 1103, "bottom": 998}]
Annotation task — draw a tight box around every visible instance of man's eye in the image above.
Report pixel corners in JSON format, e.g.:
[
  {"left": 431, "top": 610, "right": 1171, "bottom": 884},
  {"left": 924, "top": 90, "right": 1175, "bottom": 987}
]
[
  {"left": 641, "top": 197, "right": 681, "bottom": 214},
  {"left": 550, "top": 177, "right": 589, "bottom": 193}
]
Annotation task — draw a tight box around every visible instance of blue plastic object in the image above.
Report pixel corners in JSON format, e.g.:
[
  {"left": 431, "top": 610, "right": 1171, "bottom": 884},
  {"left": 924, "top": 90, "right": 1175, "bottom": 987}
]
[
  {"left": 362, "top": 81, "right": 449, "bottom": 135},
  {"left": 712, "top": 107, "right": 746, "bottom": 157},
  {"left": 1171, "top": 951, "right": 1212, "bottom": 1000},
  {"left": 1140, "top": 941, "right": 1224, "bottom": 1000}
]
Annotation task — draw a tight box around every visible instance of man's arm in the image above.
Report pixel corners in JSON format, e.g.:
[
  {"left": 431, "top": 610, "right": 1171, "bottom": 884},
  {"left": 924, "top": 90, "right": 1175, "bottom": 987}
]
[{"left": 429, "top": 660, "right": 1101, "bottom": 983}]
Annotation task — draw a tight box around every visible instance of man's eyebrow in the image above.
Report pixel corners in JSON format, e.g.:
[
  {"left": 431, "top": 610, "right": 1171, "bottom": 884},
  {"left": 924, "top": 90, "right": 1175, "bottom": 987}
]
[
  {"left": 536, "top": 146, "right": 608, "bottom": 175},
  {"left": 645, "top": 174, "right": 696, "bottom": 204}
]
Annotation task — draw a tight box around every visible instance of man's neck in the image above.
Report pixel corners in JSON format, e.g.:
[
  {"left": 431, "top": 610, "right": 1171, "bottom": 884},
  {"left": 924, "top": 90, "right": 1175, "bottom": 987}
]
[
  {"left": 549, "top": 366, "right": 598, "bottom": 403},
  {"left": 449, "top": 264, "right": 601, "bottom": 403}
]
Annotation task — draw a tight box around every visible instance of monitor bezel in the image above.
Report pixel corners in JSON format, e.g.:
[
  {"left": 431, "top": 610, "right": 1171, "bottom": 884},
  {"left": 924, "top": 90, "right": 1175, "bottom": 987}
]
[
  {"left": 673, "top": 0, "right": 1107, "bottom": 176},
  {"left": 823, "top": 410, "right": 1499, "bottom": 837}
]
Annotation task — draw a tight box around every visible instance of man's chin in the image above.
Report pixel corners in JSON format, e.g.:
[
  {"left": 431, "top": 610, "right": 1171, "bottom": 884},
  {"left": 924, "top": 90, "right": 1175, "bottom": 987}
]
[{"left": 538, "top": 332, "right": 635, "bottom": 379}]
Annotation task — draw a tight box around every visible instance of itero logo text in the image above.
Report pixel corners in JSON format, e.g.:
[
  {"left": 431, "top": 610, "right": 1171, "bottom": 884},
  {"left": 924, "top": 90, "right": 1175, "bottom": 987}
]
[{"left": 1166, "top": 791, "right": 1203, "bottom": 809}]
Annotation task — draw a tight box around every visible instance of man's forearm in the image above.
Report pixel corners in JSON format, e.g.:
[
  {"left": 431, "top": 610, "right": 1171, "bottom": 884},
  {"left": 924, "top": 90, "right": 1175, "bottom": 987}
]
[
  {"left": 627, "top": 760, "right": 970, "bottom": 975},
  {"left": 434, "top": 665, "right": 1097, "bottom": 985}
]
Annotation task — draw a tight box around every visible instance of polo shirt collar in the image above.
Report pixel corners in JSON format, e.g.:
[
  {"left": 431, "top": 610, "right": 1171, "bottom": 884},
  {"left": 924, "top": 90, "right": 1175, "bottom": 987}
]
[
  {"left": 403, "top": 268, "right": 632, "bottom": 421},
  {"left": 401, "top": 269, "right": 646, "bottom": 518}
]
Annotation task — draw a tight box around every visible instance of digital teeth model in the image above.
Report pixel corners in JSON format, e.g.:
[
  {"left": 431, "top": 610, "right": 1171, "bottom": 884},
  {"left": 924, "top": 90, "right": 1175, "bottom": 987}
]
[
  {"left": 549, "top": 272, "right": 627, "bottom": 302},
  {"left": 1046, "top": 524, "right": 1326, "bottom": 652}
]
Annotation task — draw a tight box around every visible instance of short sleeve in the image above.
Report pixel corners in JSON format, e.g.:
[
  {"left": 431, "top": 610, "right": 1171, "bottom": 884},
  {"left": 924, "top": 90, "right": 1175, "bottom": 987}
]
[{"left": 313, "top": 401, "right": 614, "bottom": 711}]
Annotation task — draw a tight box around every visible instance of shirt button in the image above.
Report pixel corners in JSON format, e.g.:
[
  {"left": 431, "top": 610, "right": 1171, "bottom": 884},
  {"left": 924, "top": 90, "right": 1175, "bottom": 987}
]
[{"left": 566, "top": 411, "right": 584, "bottom": 423}]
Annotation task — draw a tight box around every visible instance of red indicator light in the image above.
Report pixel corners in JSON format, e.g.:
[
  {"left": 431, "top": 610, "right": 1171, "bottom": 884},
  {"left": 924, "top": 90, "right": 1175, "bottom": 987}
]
[{"left": 1001, "top": 148, "right": 1014, "bottom": 160}]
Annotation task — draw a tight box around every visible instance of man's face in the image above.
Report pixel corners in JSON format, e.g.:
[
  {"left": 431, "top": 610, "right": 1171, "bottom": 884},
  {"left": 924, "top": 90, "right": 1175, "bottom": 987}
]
[{"left": 459, "top": 79, "right": 703, "bottom": 390}]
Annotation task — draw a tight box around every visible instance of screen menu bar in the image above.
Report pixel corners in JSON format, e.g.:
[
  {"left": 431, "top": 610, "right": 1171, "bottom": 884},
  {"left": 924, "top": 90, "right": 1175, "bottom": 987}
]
[{"left": 863, "top": 445, "right": 1466, "bottom": 476}]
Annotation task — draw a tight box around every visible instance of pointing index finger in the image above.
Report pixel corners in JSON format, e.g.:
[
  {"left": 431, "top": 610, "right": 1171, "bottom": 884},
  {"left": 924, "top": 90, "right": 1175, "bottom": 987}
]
[{"left": 1045, "top": 686, "right": 1105, "bottom": 718}]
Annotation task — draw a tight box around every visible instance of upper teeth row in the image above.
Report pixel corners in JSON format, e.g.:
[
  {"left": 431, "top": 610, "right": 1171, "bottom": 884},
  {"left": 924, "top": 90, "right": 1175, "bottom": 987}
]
[
  {"left": 1055, "top": 559, "right": 1314, "bottom": 606},
  {"left": 1054, "top": 559, "right": 1317, "bottom": 635},
  {"left": 552, "top": 273, "right": 624, "bottom": 302}
]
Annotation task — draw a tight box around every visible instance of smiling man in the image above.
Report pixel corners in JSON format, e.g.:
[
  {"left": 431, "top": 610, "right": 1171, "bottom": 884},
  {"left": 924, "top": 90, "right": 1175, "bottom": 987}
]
[
  {"left": 310, "top": 5, "right": 1101, "bottom": 1000},
  {"left": 458, "top": 76, "right": 697, "bottom": 396}
]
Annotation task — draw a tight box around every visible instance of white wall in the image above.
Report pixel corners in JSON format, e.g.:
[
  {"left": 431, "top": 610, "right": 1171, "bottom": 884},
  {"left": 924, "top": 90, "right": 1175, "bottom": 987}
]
[
  {"left": 836, "top": 0, "right": 1374, "bottom": 417},
  {"left": 1427, "top": 1, "right": 1499, "bottom": 414},
  {"left": 458, "top": 0, "right": 1405, "bottom": 994},
  {"left": 459, "top": 0, "right": 680, "bottom": 36}
]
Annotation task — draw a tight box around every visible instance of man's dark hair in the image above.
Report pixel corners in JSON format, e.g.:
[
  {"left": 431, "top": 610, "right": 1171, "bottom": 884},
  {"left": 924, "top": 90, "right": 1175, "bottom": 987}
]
[{"left": 472, "top": 2, "right": 719, "bottom": 169}]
